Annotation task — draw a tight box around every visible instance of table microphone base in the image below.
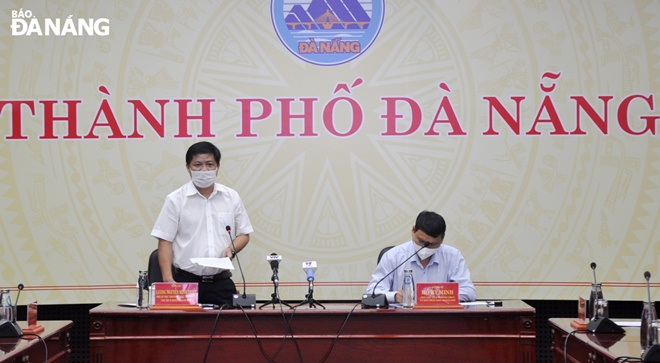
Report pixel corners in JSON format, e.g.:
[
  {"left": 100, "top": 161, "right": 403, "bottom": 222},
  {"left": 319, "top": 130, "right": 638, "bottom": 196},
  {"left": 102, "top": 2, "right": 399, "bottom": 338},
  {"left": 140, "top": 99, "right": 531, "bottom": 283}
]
[
  {"left": 232, "top": 294, "right": 256, "bottom": 309},
  {"left": 586, "top": 317, "right": 625, "bottom": 334},
  {"left": 0, "top": 320, "right": 23, "bottom": 338},
  {"left": 642, "top": 344, "right": 660, "bottom": 362},
  {"left": 361, "top": 293, "right": 389, "bottom": 309}
]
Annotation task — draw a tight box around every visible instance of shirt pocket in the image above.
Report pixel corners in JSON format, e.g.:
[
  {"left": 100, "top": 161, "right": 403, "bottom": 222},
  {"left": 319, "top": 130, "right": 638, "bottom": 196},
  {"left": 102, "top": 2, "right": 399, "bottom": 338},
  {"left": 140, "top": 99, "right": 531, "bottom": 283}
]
[{"left": 217, "top": 213, "right": 236, "bottom": 235}]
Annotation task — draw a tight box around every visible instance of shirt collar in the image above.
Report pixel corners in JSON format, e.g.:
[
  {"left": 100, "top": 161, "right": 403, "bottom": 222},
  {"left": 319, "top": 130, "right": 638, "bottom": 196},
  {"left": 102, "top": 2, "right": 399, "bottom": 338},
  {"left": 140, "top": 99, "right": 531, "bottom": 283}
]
[{"left": 184, "top": 180, "right": 219, "bottom": 198}]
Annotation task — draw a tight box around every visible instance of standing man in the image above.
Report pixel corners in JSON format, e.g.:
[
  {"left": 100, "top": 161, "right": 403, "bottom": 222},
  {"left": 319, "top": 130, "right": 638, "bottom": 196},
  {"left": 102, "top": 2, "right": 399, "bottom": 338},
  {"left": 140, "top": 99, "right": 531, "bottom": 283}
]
[
  {"left": 151, "top": 141, "right": 253, "bottom": 307},
  {"left": 366, "top": 210, "right": 476, "bottom": 303}
]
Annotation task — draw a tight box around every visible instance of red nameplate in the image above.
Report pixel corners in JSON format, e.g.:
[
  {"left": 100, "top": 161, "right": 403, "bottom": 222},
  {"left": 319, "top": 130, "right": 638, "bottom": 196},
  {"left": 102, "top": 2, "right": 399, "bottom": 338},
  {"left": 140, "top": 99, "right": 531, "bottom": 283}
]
[
  {"left": 21, "top": 300, "right": 44, "bottom": 335},
  {"left": 27, "top": 301, "right": 38, "bottom": 327},
  {"left": 577, "top": 296, "right": 587, "bottom": 321},
  {"left": 152, "top": 282, "right": 199, "bottom": 306},
  {"left": 414, "top": 282, "right": 462, "bottom": 309},
  {"left": 571, "top": 296, "right": 588, "bottom": 330}
]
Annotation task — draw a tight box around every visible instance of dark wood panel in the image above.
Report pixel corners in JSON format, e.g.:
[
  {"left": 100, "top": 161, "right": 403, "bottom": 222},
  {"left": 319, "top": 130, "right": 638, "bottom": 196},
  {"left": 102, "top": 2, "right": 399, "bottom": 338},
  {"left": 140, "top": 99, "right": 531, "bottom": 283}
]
[
  {"left": 549, "top": 318, "right": 642, "bottom": 363},
  {"left": 0, "top": 321, "right": 72, "bottom": 363},
  {"left": 90, "top": 301, "right": 536, "bottom": 363}
]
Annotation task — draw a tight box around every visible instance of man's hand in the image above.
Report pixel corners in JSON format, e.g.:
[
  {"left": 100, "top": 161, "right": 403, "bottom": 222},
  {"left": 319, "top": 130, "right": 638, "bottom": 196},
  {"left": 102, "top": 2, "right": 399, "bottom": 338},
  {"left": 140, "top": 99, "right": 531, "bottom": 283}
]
[{"left": 222, "top": 247, "right": 235, "bottom": 259}]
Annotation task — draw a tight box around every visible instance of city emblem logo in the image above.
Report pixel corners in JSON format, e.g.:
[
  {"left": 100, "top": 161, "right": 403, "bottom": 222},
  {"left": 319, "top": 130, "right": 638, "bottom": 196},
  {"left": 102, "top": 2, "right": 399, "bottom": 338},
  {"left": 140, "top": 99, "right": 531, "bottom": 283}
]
[{"left": 271, "top": 0, "right": 385, "bottom": 66}]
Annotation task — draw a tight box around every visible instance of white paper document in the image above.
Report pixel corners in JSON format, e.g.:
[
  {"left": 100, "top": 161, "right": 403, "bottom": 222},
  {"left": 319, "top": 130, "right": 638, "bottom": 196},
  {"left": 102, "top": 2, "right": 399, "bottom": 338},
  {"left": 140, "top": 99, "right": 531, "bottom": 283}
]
[
  {"left": 190, "top": 257, "right": 235, "bottom": 270},
  {"left": 460, "top": 301, "right": 488, "bottom": 306}
]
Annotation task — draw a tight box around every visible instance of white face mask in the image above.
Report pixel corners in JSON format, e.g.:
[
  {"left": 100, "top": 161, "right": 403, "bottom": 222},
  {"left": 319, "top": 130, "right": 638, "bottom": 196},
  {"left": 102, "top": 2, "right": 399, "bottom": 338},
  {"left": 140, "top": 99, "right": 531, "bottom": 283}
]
[
  {"left": 191, "top": 170, "right": 216, "bottom": 188},
  {"left": 416, "top": 246, "right": 438, "bottom": 260}
]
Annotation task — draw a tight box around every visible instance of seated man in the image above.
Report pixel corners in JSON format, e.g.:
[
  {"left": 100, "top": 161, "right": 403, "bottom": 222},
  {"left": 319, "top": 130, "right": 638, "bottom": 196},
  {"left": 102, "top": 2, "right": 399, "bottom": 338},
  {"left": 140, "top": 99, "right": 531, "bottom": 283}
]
[{"left": 366, "top": 210, "right": 476, "bottom": 303}]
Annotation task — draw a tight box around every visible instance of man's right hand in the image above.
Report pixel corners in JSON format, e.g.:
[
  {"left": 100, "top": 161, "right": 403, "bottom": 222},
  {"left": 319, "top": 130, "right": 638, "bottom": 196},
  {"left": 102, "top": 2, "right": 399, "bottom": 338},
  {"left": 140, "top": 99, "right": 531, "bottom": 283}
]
[{"left": 394, "top": 290, "right": 403, "bottom": 303}]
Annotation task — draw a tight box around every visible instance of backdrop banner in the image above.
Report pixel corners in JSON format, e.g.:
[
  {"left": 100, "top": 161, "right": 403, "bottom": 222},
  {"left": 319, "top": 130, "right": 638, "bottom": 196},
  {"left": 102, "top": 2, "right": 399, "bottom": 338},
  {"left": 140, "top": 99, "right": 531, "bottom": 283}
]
[{"left": 1, "top": 0, "right": 659, "bottom": 304}]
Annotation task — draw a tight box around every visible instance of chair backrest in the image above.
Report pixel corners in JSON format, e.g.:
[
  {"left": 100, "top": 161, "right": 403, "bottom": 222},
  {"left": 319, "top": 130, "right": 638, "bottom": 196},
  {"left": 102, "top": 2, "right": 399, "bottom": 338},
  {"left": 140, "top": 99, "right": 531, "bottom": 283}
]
[
  {"left": 377, "top": 246, "right": 394, "bottom": 264},
  {"left": 147, "top": 249, "right": 163, "bottom": 285}
]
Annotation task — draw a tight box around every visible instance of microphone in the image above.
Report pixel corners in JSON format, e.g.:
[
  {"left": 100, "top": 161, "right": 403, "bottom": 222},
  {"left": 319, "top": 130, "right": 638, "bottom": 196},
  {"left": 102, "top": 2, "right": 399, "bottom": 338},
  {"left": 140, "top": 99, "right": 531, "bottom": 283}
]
[
  {"left": 303, "top": 261, "right": 317, "bottom": 282},
  {"left": 586, "top": 262, "right": 624, "bottom": 334},
  {"left": 588, "top": 262, "right": 599, "bottom": 318},
  {"left": 0, "top": 286, "right": 23, "bottom": 337},
  {"left": 225, "top": 226, "right": 256, "bottom": 309},
  {"left": 641, "top": 271, "right": 660, "bottom": 362},
  {"left": 645, "top": 271, "right": 652, "bottom": 303},
  {"left": 266, "top": 253, "right": 282, "bottom": 286},
  {"left": 260, "top": 253, "right": 294, "bottom": 310},
  {"left": 294, "top": 260, "right": 325, "bottom": 309},
  {"left": 591, "top": 262, "right": 597, "bottom": 284},
  {"left": 361, "top": 242, "right": 429, "bottom": 309},
  {"left": 15, "top": 284, "right": 23, "bottom": 309}
]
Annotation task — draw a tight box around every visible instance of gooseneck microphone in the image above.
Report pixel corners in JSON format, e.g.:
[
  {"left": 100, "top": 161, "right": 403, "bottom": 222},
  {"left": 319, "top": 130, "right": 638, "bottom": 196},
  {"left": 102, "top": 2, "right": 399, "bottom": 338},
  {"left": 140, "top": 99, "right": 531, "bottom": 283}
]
[
  {"left": 588, "top": 262, "right": 599, "bottom": 318},
  {"left": 641, "top": 271, "right": 660, "bottom": 362},
  {"left": 225, "top": 226, "right": 256, "bottom": 309},
  {"left": 15, "top": 284, "right": 23, "bottom": 310},
  {"left": 361, "top": 242, "right": 430, "bottom": 309},
  {"left": 0, "top": 285, "right": 23, "bottom": 337},
  {"left": 645, "top": 271, "right": 652, "bottom": 304},
  {"left": 585, "top": 262, "right": 625, "bottom": 334},
  {"left": 591, "top": 262, "right": 597, "bottom": 284}
]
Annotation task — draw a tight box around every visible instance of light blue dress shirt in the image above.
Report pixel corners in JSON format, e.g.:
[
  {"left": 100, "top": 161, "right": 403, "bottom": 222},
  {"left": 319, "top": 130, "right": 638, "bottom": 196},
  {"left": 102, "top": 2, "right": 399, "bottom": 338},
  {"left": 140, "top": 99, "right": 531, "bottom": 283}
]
[{"left": 366, "top": 241, "right": 477, "bottom": 302}]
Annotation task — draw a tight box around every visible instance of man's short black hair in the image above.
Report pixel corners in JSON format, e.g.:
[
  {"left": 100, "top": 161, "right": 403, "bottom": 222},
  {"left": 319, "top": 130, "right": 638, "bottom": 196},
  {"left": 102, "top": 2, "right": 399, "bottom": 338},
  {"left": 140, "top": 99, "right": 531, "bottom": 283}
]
[
  {"left": 413, "top": 210, "right": 446, "bottom": 238},
  {"left": 185, "top": 141, "right": 221, "bottom": 165}
]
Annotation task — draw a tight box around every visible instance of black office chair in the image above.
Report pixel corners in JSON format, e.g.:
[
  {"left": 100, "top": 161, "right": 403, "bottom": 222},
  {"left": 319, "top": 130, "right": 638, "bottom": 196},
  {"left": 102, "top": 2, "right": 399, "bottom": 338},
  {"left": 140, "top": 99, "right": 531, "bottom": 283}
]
[
  {"left": 377, "top": 246, "right": 394, "bottom": 264},
  {"left": 148, "top": 248, "right": 177, "bottom": 285},
  {"left": 147, "top": 249, "right": 163, "bottom": 285}
]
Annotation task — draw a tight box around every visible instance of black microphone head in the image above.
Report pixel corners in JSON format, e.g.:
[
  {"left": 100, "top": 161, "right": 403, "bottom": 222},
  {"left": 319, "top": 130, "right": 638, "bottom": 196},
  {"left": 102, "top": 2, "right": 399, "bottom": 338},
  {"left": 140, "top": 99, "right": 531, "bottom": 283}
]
[
  {"left": 645, "top": 271, "right": 651, "bottom": 281},
  {"left": 17, "top": 284, "right": 24, "bottom": 291},
  {"left": 590, "top": 262, "right": 596, "bottom": 270},
  {"left": 269, "top": 253, "right": 280, "bottom": 270},
  {"left": 225, "top": 225, "right": 231, "bottom": 233},
  {"left": 423, "top": 242, "right": 430, "bottom": 248}
]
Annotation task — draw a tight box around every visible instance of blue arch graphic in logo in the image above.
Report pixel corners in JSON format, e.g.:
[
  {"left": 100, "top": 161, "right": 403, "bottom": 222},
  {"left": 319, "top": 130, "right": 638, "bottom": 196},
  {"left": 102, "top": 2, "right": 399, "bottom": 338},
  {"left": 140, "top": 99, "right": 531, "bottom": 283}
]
[{"left": 271, "top": 0, "right": 385, "bottom": 66}]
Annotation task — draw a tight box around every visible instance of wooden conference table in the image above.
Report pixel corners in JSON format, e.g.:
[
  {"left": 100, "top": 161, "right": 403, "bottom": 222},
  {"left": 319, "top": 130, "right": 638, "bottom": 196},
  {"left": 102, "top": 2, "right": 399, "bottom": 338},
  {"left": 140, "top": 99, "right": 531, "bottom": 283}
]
[
  {"left": 549, "top": 318, "right": 645, "bottom": 363},
  {"left": 90, "top": 300, "right": 535, "bottom": 362},
  {"left": 0, "top": 320, "right": 72, "bottom": 363}
]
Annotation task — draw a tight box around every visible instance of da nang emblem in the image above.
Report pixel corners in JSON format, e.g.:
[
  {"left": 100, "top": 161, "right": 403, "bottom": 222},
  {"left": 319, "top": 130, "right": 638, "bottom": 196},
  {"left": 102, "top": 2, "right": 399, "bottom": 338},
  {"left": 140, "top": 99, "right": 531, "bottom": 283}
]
[{"left": 271, "top": 0, "right": 385, "bottom": 66}]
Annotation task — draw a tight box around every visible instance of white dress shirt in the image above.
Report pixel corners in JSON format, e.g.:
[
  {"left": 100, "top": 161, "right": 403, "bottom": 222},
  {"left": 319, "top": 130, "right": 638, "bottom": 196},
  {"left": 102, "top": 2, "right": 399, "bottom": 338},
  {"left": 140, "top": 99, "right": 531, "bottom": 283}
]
[
  {"left": 151, "top": 181, "right": 253, "bottom": 276},
  {"left": 366, "top": 241, "right": 477, "bottom": 302}
]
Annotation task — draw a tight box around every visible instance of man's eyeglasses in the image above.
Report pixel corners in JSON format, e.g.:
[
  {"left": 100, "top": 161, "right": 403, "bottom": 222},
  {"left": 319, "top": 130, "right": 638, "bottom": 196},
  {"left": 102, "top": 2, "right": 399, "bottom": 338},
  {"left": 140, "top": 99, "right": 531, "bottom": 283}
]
[{"left": 190, "top": 162, "right": 218, "bottom": 171}]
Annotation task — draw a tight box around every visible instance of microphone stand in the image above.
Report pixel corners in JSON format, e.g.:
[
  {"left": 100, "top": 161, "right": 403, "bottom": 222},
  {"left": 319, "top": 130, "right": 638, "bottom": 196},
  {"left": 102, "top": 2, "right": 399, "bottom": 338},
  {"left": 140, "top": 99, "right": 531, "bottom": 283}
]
[
  {"left": 0, "top": 287, "right": 23, "bottom": 338},
  {"left": 259, "top": 269, "right": 293, "bottom": 310},
  {"left": 641, "top": 271, "right": 660, "bottom": 362},
  {"left": 226, "top": 226, "right": 256, "bottom": 309},
  {"left": 294, "top": 279, "right": 325, "bottom": 309},
  {"left": 585, "top": 262, "right": 624, "bottom": 334}
]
